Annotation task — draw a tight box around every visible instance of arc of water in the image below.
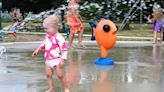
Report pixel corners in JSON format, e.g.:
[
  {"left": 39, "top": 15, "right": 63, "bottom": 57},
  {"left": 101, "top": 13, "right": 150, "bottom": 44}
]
[
  {"left": 122, "top": 5, "right": 141, "bottom": 28},
  {"left": 0, "top": 46, "right": 6, "bottom": 58},
  {"left": 17, "top": 4, "right": 67, "bottom": 30},
  {"left": 118, "top": 0, "right": 141, "bottom": 31}
]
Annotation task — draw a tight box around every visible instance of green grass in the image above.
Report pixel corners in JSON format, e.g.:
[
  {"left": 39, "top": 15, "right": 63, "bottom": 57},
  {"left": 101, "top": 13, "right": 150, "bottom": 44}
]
[
  {"left": 2, "top": 22, "right": 11, "bottom": 27},
  {"left": 2, "top": 21, "right": 155, "bottom": 38},
  {"left": 81, "top": 23, "right": 154, "bottom": 37},
  {"left": 117, "top": 29, "right": 153, "bottom": 37},
  {"left": 83, "top": 28, "right": 153, "bottom": 37}
]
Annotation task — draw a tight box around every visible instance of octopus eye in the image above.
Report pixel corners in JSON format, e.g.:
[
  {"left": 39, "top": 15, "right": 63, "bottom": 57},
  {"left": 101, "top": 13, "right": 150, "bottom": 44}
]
[{"left": 103, "top": 24, "right": 110, "bottom": 32}]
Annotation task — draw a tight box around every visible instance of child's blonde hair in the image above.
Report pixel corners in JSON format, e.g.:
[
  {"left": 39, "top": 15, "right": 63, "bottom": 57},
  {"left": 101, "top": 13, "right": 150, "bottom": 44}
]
[
  {"left": 43, "top": 15, "right": 61, "bottom": 27},
  {"left": 153, "top": 7, "right": 164, "bottom": 21}
]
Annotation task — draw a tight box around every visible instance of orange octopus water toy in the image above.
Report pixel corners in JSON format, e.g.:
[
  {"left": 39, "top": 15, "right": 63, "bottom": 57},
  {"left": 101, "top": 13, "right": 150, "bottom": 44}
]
[{"left": 93, "top": 19, "right": 117, "bottom": 58}]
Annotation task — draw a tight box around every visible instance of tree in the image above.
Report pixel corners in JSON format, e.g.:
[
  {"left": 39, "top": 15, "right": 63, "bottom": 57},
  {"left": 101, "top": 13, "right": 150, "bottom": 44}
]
[
  {"left": 157, "top": 0, "right": 164, "bottom": 8},
  {"left": 1, "top": 0, "right": 64, "bottom": 13},
  {"left": 1, "top": 0, "right": 162, "bottom": 22},
  {"left": 80, "top": 0, "right": 157, "bottom": 22}
]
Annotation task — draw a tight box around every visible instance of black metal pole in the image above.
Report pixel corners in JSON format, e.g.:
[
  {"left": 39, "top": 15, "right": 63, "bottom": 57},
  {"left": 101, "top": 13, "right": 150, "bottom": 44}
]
[
  {"left": 0, "top": 9, "right": 1, "bottom": 30},
  {"left": 0, "top": 3, "right": 3, "bottom": 41},
  {"left": 163, "top": 31, "right": 164, "bottom": 41},
  {"left": 61, "top": 10, "right": 65, "bottom": 32}
]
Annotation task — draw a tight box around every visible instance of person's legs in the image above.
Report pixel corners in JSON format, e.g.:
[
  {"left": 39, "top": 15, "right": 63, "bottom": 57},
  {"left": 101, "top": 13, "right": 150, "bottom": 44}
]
[
  {"left": 78, "top": 30, "right": 84, "bottom": 47},
  {"left": 10, "top": 24, "right": 17, "bottom": 38},
  {"left": 12, "top": 32, "right": 17, "bottom": 38},
  {"left": 45, "top": 64, "right": 55, "bottom": 92},
  {"left": 153, "top": 31, "right": 157, "bottom": 44},
  {"left": 56, "top": 65, "right": 70, "bottom": 92},
  {"left": 68, "top": 33, "right": 74, "bottom": 47}
]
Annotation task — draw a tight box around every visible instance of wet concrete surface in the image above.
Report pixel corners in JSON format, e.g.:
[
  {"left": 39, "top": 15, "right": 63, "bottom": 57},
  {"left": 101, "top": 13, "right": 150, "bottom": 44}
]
[{"left": 0, "top": 42, "right": 164, "bottom": 92}]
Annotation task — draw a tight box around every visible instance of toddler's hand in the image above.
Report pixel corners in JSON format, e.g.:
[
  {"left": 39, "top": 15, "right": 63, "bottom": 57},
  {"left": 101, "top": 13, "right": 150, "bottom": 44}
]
[
  {"left": 32, "top": 49, "right": 39, "bottom": 57},
  {"left": 59, "top": 59, "right": 65, "bottom": 68}
]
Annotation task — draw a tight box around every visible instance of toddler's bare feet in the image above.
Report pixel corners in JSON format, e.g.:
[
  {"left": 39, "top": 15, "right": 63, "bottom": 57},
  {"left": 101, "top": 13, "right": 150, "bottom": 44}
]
[
  {"left": 64, "top": 88, "right": 70, "bottom": 92},
  {"left": 78, "top": 44, "right": 85, "bottom": 48},
  {"left": 152, "top": 41, "right": 157, "bottom": 44},
  {"left": 45, "top": 89, "right": 55, "bottom": 92}
]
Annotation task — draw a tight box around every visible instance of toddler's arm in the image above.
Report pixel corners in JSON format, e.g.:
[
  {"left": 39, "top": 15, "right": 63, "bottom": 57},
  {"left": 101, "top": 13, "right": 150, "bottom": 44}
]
[
  {"left": 56, "top": 33, "right": 67, "bottom": 60},
  {"left": 56, "top": 33, "right": 67, "bottom": 68},
  {"left": 32, "top": 39, "right": 45, "bottom": 57},
  {"left": 32, "top": 48, "right": 40, "bottom": 57}
]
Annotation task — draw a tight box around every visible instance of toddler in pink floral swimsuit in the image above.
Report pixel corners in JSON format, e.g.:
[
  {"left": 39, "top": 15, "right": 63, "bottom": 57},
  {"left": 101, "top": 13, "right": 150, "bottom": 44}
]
[{"left": 32, "top": 15, "right": 69, "bottom": 92}]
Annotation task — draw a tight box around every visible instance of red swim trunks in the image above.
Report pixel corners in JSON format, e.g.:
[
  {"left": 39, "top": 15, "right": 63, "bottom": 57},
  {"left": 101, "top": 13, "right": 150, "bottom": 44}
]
[{"left": 67, "top": 16, "right": 84, "bottom": 34}]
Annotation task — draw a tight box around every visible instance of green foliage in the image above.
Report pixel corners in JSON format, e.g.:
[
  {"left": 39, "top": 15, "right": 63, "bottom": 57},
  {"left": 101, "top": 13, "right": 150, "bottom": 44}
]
[
  {"left": 1, "top": 0, "right": 63, "bottom": 13},
  {"left": 80, "top": 0, "right": 157, "bottom": 22},
  {"left": 157, "top": 0, "right": 164, "bottom": 7},
  {"left": 80, "top": 5, "right": 100, "bottom": 20},
  {"left": 2, "top": 0, "right": 162, "bottom": 23}
]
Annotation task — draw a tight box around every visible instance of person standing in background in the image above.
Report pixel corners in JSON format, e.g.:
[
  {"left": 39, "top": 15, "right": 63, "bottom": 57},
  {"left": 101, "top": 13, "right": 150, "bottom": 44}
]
[
  {"left": 67, "top": 0, "right": 85, "bottom": 48},
  {"left": 148, "top": 6, "right": 164, "bottom": 44},
  {"left": 10, "top": 8, "right": 20, "bottom": 38}
]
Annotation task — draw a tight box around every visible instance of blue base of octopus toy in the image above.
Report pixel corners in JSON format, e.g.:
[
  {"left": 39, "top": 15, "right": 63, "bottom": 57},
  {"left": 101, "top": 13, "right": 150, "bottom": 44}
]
[{"left": 94, "top": 58, "right": 114, "bottom": 65}]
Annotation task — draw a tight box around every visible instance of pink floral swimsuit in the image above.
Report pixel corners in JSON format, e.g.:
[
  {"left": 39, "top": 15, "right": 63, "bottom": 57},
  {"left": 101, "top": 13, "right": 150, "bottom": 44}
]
[{"left": 39, "top": 33, "right": 67, "bottom": 60}]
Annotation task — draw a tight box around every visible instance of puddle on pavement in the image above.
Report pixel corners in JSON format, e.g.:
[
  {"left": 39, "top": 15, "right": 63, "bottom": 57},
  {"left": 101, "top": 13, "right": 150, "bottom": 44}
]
[{"left": 0, "top": 45, "right": 164, "bottom": 92}]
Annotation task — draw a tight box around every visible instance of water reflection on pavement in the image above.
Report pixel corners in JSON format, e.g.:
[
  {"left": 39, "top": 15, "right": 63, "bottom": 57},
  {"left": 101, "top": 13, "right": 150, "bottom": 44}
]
[{"left": 0, "top": 45, "right": 164, "bottom": 92}]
